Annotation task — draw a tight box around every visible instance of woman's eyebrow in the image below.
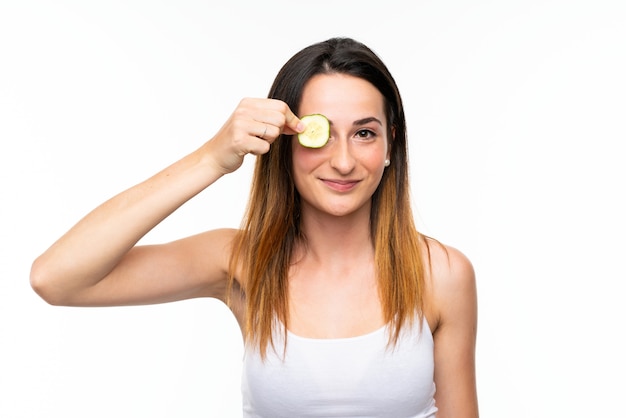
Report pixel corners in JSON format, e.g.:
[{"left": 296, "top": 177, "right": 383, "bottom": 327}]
[
  {"left": 327, "top": 117, "right": 384, "bottom": 127},
  {"left": 353, "top": 117, "right": 383, "bottom": 126}
]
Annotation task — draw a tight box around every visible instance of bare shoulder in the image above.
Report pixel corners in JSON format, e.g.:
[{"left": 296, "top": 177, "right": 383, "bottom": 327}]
[
  {"left": 425, "top": 238, "right": 475, "bottom": 288},
  {"left": 422, "top": 237, "right": 477, "bottom": 332}
]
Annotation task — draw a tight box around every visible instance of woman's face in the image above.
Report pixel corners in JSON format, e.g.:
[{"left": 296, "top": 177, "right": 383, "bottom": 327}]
[{"left": 292, "top": 73, "right": 390, "bottom": 219}]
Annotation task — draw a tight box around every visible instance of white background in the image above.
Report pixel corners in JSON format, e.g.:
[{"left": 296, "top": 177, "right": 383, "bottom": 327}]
[{"left": 1, "top": 0, "right": 625, "bottom": 417}]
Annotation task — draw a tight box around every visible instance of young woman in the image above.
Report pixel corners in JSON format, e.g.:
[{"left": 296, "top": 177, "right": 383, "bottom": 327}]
[{"left": 31, "top": 37, "right": 478, "bottom": 417}]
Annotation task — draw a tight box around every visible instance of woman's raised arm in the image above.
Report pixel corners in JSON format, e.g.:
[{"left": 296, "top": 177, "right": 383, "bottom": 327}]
[{"left": 30, "top": 98, "right": 303, "bottom": 307}]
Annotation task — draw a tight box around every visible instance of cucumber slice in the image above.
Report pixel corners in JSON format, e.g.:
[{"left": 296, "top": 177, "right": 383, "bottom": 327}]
[{"left": 298, "top": 114, "right": 330, "bottom": 148}]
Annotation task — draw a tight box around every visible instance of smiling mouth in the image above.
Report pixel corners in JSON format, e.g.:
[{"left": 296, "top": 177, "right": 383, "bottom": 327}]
[{"left": 321, "top": 179, "right": 360, "bottom": 192}]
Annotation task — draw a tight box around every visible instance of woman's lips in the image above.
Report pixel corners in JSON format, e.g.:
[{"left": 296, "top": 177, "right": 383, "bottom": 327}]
[{"left": 321, "top": 179, "right": 360, "bottom": 192}]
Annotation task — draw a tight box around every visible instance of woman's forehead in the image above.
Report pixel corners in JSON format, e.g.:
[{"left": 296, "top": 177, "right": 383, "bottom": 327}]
[{"left": 299, "top": 74, "right": 386, "bottom": 125}]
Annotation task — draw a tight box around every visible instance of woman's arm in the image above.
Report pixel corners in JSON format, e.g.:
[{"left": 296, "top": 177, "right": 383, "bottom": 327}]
[
  {"left": 30, "top": 98, "right": 303, "bottom": 307},
  {"left": 429, "top": 243, "right": 479, "bottom": 417}
]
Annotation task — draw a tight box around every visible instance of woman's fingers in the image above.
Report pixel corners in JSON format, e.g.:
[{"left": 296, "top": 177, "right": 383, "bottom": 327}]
[
  {"left": 246, "top": 98, "right": 304, "bottom": 138},
  {"left": 255, "top": 121, "right": 281, "bottom": 143},
  {"left": 205, "top": 98, "right": 303, "bottom": 173},
  {"left": 283, "top": 107, "right": 305, "bottom": 135}
]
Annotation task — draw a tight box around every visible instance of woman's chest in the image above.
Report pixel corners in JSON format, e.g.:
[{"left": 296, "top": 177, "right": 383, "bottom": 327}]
[
  {"left": 242, "top": 319, "right": 437, "bottom": 418},
  {"left": 286, "top": 268, "right": 384, "bottom": 339}
]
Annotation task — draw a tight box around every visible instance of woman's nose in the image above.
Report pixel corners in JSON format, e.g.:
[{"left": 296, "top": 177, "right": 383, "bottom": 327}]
[{"left": 328, "top": 138, "right": 356, "bottom": 174}]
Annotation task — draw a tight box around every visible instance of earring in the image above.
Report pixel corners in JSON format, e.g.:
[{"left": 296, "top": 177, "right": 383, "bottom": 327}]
[{"left": 384, "top": 159, "right": 391, "bottom": 167}]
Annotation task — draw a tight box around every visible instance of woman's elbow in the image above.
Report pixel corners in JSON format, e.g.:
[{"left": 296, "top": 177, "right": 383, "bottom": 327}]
[{"left": 30, "top": 257, "right": 68, "bottom": 306}]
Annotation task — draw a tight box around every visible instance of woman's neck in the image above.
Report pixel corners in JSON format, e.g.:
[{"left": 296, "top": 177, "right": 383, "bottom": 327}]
[{"left": 297, "top": 203, "right": 374, "bottom": 265}]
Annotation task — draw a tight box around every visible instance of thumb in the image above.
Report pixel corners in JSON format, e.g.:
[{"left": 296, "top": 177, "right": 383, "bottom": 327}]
[{"left": 283, "top": 109, "right": 305, "bottom": 135}]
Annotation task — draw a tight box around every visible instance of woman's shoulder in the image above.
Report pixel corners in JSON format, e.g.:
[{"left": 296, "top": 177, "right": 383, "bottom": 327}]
[
  {"left": 421, "top": 236, "right": 477, "bottom": 330},
  {"left": 422, "top": 237, "right": 475, "bottom": 285}
]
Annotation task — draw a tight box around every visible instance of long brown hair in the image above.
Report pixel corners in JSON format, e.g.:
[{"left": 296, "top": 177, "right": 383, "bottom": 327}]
[{"left": 229, "top": 37, "right": 427, "bottom": 358}]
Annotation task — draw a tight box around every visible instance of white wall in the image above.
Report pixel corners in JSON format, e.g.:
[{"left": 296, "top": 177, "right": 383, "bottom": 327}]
[{"left": 1, "top": 1, "right": 625, "bottom": 416}]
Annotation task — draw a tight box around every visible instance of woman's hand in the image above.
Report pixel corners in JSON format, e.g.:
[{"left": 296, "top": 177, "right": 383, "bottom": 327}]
[{"left": 203, "top": 98, "right": 304, "bottom": 175}]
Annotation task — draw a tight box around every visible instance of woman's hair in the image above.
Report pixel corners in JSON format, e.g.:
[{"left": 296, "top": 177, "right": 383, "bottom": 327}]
[{"left": 229, "top": 37, "right": 427, "bottom": 358}]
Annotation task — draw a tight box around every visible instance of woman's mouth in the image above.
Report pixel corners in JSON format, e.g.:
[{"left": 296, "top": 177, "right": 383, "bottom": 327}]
[{"left": 321, "top": 179, "right": 360, "bottom": 192}]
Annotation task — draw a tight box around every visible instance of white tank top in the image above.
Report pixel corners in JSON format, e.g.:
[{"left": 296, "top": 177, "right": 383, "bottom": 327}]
[{"left": 241, "top": 318, "right": 437, "bottom": 417}]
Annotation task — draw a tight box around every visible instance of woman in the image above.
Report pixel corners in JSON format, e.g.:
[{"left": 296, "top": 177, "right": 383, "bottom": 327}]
[{"left": 31, "top": 37, "right": 478, "bottom": 417}]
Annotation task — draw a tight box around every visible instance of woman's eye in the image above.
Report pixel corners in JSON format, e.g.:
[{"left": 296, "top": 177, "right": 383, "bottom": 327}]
[{"left": 355, "top": 129, "right": 375, "bottom": 139}]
